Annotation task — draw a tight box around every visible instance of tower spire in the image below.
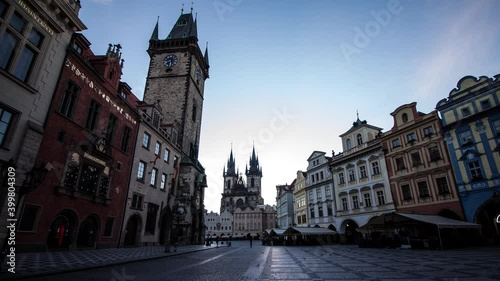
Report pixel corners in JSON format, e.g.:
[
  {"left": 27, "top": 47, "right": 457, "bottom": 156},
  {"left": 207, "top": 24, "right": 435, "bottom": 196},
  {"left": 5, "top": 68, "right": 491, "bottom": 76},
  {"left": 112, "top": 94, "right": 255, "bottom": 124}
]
[{"left": 150, "top": 16, "right": 159, "bottom": 40}]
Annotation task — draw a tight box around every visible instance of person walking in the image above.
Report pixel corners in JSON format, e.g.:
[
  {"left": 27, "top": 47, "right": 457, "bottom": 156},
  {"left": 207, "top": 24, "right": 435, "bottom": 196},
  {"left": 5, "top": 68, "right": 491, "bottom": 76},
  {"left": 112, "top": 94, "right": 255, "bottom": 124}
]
[
  {"left": 215, "top": 236, "right": 219, "bottom": 248},
  {"left": 250, "top": 235, "right": 253, "bottom": 248}
]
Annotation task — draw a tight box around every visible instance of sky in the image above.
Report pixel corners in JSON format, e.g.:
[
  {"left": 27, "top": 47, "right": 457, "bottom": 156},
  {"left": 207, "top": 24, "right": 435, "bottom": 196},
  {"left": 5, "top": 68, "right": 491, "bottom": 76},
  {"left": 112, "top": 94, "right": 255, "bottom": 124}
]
[{"left": 79, "top": 0, "right": 500, "bottom": 214}]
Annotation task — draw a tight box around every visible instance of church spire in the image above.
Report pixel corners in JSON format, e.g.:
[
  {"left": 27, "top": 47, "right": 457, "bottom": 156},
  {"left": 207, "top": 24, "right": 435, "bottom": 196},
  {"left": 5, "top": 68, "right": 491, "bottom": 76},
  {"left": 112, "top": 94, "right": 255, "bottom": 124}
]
[
  {"left": 225, "top": 145, "right": 236, "bottom": 176},
  {"left": 204, "top": 42, "right": 210, "bottom": 67},
  {"left": 246, "top": 144, "right": 262, "bottom": 176},
  {"left": 150, "top": 17, "right": 159, "bottom": 40},
  {"left": 167, "top": 12, "right": 197, "bottom": 40}
]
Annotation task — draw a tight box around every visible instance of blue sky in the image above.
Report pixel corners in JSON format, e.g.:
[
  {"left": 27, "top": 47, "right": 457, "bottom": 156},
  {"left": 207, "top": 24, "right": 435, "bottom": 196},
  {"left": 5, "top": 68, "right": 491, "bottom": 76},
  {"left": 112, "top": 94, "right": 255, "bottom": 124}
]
[{"left": 81, "top": 0, "right": 500, "bottom": 213}]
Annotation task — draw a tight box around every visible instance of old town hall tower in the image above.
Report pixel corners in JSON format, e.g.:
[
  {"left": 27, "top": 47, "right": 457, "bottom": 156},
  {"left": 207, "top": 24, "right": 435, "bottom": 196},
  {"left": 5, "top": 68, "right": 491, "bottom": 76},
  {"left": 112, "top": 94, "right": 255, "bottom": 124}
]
[{"left": 143, "top": 10, "right": 209, "bottom": 244}]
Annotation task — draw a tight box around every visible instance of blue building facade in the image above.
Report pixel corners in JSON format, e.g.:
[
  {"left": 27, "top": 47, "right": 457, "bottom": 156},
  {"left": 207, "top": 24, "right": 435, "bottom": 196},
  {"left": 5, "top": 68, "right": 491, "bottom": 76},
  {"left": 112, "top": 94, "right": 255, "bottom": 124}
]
[{"left": 436, "top": 74, "right": 500, "bottom": 244}]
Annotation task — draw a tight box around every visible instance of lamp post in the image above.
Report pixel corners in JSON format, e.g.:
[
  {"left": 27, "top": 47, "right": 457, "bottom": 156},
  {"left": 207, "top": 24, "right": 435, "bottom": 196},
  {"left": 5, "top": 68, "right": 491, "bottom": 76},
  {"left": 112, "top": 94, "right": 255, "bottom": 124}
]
[{"left": 1, "top": 160, "right": 47, "bottom": 270}]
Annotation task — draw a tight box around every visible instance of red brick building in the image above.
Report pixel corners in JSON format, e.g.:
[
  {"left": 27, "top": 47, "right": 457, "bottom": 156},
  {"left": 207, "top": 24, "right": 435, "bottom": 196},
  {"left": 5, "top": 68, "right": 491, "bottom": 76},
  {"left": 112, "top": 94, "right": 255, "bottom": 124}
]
[{"left": 17, "top": 34, "right": 139, "bottom": 251}]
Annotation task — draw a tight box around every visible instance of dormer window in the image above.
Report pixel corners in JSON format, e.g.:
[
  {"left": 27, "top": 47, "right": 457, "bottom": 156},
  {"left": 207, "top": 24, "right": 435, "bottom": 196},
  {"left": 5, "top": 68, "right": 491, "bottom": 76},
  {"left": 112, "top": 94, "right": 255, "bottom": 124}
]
[
  {"left": 72, "top": 43, "right": 83, "bottom": 55},
  {"left": 120, "top": 91, "right": 127, "bottom": 99},
  {"left": 346, "top": 138, "right": 352, "bottom": 150},
  {"left": 402, "top": 113, "right": 408, "bottom": 123},
  {"left": 177, "top": 19, "right": 187, "bottom": 26},
  {"left": 356, "top": 134, "right": 363, "bottom": 145}
]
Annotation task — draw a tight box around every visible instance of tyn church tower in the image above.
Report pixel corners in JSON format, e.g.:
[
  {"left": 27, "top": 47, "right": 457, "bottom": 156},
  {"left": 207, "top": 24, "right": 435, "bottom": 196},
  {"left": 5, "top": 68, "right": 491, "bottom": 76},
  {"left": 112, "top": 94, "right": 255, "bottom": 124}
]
[
  {"left": 144, "top": 10, "right": 209, "bottom": 245},
  {"left": 220, "top": 146, "right": 264, "bottom": 214}
]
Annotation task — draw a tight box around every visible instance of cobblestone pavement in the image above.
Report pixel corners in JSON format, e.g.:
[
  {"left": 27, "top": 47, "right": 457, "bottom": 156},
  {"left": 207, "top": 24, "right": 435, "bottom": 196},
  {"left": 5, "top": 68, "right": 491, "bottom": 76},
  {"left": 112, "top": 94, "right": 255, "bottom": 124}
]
[
  {"left": 2, "top": 242, "right": 500, "bottom": 280},
  {"left": 0, "top": 243, "right": 226, "bottom": 280},
  {"left": 260, "top": 245, "right": 500, "bottom": 281}
]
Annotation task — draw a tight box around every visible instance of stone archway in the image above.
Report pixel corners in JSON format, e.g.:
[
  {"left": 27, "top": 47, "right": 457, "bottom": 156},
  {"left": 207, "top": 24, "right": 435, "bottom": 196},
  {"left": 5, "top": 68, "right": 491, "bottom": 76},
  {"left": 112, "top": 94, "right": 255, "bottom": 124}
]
[
  {"left": 341, "top": 219, "right": 359, "bottom": 244},
  {"left": 77, "top": 215, "right": 99, "bottom": 249},
  {"left": 46, "top": 210, "right": 78, "bottom": 250},
  {"left": 124, "top": 214, "right": 142, "bottom": 247},
  {"left": 474, "top": 195, "right": 500, "bottom": 244}
]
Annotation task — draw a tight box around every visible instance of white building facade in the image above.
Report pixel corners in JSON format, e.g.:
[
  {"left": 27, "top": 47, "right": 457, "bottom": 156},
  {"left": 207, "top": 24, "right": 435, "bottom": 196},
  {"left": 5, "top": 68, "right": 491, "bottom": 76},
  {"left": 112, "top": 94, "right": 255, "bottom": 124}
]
[
  {"left": 205, "top": 209, "right": 233, "bottom": 238},
  {"left": 276, "top": 183, "right": 294, "bottom": 228},
  {"left": 305, "top": 151, "right": 336, "bottom": 229},
  {"left": 330, "top": 117, "right": 396, "bottom": 244}
]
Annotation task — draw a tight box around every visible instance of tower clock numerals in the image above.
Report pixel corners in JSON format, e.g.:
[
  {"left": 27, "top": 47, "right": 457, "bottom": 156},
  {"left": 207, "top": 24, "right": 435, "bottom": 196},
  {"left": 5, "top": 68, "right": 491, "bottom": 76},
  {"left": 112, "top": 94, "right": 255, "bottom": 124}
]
[{"left": 163, "top": 54, "right": 178, "bottom": 68}]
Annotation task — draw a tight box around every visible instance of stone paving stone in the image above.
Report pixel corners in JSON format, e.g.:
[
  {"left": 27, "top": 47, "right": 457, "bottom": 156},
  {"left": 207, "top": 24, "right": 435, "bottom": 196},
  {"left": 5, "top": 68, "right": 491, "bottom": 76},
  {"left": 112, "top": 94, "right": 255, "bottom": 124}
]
[
  {"left": 270, "top": 268, "right": 305, "bottom": 273},
  {"left": 307, "top": 267, "right": 348, "bottom": 273},
  {"left": 315, "top": 272, "right": 364, "bottom": 279},
  {"left": 416, "top": 270, "right": 474, "bottom": 278},
  {"left": 348, "top": 266, "right": 393, "bottom": 272},
  {"left": 268, "top": 273, "right": 311, "bottom": 279},
  {"left": 270, "top": 264, "right": 300, "bottom": 267}
]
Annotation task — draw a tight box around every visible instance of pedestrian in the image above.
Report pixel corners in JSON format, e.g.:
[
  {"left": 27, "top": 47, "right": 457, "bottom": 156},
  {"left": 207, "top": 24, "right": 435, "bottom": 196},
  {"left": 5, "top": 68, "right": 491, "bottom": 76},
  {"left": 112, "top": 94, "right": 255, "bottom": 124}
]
[
  {"left": 215, "top": 236, "right": 219, "bottom": 247},
  {"left": 250, "top": 235, "right": 253, "bottom": 248}
]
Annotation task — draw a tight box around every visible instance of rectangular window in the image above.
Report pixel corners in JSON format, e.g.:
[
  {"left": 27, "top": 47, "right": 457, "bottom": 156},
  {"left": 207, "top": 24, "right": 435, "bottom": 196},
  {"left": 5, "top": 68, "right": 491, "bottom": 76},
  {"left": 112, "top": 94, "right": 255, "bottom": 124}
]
[
  {"left": 417, "top": 181, "right": 430, "bottom": 198},
  {"left": 0, "top": 10, "right": 44, "bottom": 82},
  {"left": 371, "top": 161, "right": 380, "bottom": 175},
  {"left": 131, "top": 193, "right": 144, "bottom": 210},
  {"left": 145, "top": 203, "right": 159, "bottom": 235},
  {"left": 401, "top": 184, "right": 412, "bottom": 200},
  {"left": 395, "top": 157, "right": 405, "bottom": 171},
  {"left": 103, "top": 217, "right": 115, "bottom": 237},
  {"left": 325, "top": 186, "right": 331, "bottom": 196},
  {"left": 120, "top": 126, "right": 132, "bottom": 152},
  {"left": 0, "top": 106, "right": 14, "bottom": 146},
  {"left": 423, "top": 126, "right": 434, "bottom": 136},
  {"left": 429, "top": 146, "right": 441, "bottom": 161},
  {"left": 297, "top": 215, "right": 302, "bottom": 224},
  {"left": 302, "top": 214, "right": 306, "bottom": 223},
  {"left": 339, "top": 172, "right": 345, "bottom": 184},
  {"left": 85, "top": 99, "right": 101, "bottom": 132},
  {"left": 164, "top": 148, "right": 170, "bottom": 162},
  {"left": 492, "top": 119, "right": 500, "bottom": 136},
  {"left": 480, "top": 100, "right": 491, "bottom": 110},
  {"left": 315, "top": 173, "right": 319, "bottom": 182},
  {"left": 155, "top": 141, "right": 161, "bottom": 156},
  {"left": 160, "top": 173, "right": 167, "bottom": 191},
  {"left": 311, "top": 174, "right": 315, "bottom": 183},
  {"left": 18, "top": 204, "right": 40, "bottom": 231},
  {"left": 320, "top": 171, "right": 324, "bottom": 180},
  {"left": 59, "top": 81, "right": 79, "bottom": 119},
  {"left": 461, "top": 107, "right": 471, "bottom": 117},
  {"left": 316, "top": 189, "right": 322, "bottom": 199},
  {"left": 105, "top": 114, "right": 118, "bottom": 142},
  {"left": 459, "top": 130, "right": 473, "bottom": 146},
  {"left": 352, "top": 195, "right": 359, "bottom": 209},
  {"left": 467, "top": 161, "right": 483, "bottom": 181},
  {"left": 150, "top": 168, "right": 158, "bottom": 187},
  {"left": 436, "top": 177, "right": 449, "bottom": 195},
  {"left": 363, "top": 193, "right": 371, "bottom": 207},
  {"left": 348, "top": 169, "right": 355, "bottom": 182},
  {"left": 406, "top": 132, "right": 416, "bottom": 143},
  {"left": 392, "top": 138, "right": 401, "bottom": 148},
  {"left": 327, "top": 206, "right": 333, "bottom": 216},
  {"left": 411, "top": 152, "right": 422, "bottom": 166},
  {"left": 137, "top": 161, "right": 146, "bottom": 182},
  {"left": 310, "top": 208, "right": 315, "bottom": 218},
  {"left": 377, "top": 191, "right": 385, "bottom": 205},
  {"left": 142, "top": 132, "right": 151, "bottom": 149},
  {"left": 359, "top": 166, "right": 367, "bottom": 178},
  {"left": 341, "top": 198, "right": 348, "bottom": 210},
  {"left": 309, "top": 190, "right": 313, "bottom": 200},
  {"left": 63, "top": 162, "right": 110, "bottom": 198}
]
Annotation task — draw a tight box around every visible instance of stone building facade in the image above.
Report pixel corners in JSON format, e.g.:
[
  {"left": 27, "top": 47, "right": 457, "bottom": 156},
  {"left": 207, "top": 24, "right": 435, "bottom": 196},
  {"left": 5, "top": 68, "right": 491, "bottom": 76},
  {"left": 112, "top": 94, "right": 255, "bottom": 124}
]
[
  {"left": 205, "top": 209, "right": 233, "bottom": 238},
  {"left": 143, "top": 12, "right": 210, "bottom": 244},
  {"left": 436, "top": 74, "right": 500, "bottom": 244},
  {"left": 380, "top": 102, "right": 464, "bottom": 219},
  {"left": 0, "top": 0, "right": 85, "bottom": 251},
  {"left": 305, "top": 151, "right": 335, "bottom": 229},
  {"left": 121, "top": 102, "right": 182, "bottom": 246},
  {"left": 293, "top": 171, "right": 308, "bottom": 227},
  {"left": 276, "top": 183, "right": 294, "bottom": 228},
  {"left": 330, "top": 117, "right": 395, "bottom": 244},
  {"left": 233, "top": 205, "right": 276, "bottom": 239}
]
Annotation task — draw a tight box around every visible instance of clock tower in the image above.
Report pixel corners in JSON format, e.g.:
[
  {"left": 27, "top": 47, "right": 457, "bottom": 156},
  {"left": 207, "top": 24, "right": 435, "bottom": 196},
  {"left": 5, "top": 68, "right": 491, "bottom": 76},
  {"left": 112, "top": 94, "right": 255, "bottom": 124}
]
[{"left": 144, "top": 10, "right": 210, "bottom": 245}]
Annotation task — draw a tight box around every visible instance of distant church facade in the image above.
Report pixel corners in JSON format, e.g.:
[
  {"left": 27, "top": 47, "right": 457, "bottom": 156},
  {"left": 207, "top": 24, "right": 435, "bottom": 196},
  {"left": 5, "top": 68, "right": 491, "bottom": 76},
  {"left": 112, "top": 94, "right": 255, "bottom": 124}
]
[{"left": 220, "top": 147, "right": 264, "bottom": 214}]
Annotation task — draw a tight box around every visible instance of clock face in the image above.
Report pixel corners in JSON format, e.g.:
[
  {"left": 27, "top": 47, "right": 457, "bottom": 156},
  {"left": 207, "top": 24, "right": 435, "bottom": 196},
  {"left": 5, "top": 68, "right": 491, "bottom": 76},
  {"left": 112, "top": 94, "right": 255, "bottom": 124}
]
[{"left": 163, "top": 55, "right": 178, "bottom": 68}]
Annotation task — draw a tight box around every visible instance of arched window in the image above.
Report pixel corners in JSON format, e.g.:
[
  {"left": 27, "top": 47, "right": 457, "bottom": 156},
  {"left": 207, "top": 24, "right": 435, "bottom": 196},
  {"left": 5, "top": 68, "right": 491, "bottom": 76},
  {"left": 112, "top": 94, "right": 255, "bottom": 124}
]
[
  {"left": 402, "top": 113, "right": 408, "bottom": 122},
  {"left": 357, "top": 134, "right": 363, "bottom": 145},
  {"left": 346, "top": 138, "right": 352, "bottom": 149},
  {"left": 226, "top": 180, "right": 230, "bottom": 189},
  {"left": 251, "top": 178, "right": 255, "bottom": 187}
]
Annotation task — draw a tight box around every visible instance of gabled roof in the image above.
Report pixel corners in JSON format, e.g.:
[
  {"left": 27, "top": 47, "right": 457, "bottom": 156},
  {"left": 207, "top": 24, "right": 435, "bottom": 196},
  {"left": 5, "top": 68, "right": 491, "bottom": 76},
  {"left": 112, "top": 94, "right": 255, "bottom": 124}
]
[
  {"left": 307, "top": 151, "right": 326, "bottom": 161},
  {"left": 167, "top": 13, "right": 197, "bottom": 40}
]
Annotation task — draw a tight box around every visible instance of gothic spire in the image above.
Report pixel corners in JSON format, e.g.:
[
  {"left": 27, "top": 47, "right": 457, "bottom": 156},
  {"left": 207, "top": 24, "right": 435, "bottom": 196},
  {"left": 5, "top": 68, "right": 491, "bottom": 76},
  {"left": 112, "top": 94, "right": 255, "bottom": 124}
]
[
  {"left": 150, "top": 17, "right": 159, "bottom": 40},
  {"left": 204, "top": 42, "right": 210, "bottom": 67},
  {"left": 246, "top": 144, "right": 262, "bottom": 176},
  {"left": 225, "top": 146, "right": 236, "bottom": 176}
]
